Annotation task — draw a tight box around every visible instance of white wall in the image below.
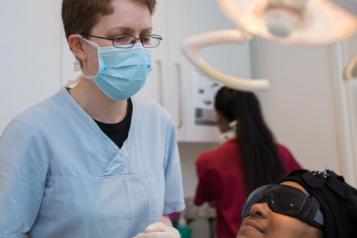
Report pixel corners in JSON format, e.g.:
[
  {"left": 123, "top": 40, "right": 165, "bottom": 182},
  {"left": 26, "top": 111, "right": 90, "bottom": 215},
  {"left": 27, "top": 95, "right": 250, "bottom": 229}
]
[
  {"left": 179, "top": 38, "right": 348, "bottom": 196},
  {"left": 179, "top": 142, "right": 218, "bottom": 198},
  {"left": 332, "top": 36, "right": 357, "bottom": 186},
  {"left": 251, "top": 38, "right": 341, "bottom": 172},
  {"left": 0, "top": 1, "right": 62, "bottom": 133}
]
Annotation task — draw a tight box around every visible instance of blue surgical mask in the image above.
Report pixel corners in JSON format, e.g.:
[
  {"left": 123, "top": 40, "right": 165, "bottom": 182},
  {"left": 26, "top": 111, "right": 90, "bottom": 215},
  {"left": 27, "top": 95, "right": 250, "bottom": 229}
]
[{"left": 79, "top": 36, "right": 152, "bottom": 101}]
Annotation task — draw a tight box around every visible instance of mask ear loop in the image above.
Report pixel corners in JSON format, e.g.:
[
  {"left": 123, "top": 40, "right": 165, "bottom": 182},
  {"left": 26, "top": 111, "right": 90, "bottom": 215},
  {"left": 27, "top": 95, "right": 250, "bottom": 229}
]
[
  {"left": 73, "top": 60, "right": 81, "bottom": 72},
  {"left": 75, "top": 34, "right": 102, "bottom": 80}
]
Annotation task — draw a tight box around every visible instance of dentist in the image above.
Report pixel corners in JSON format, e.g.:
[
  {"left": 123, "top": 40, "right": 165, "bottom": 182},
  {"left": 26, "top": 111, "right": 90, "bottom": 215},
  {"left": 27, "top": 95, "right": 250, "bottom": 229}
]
[{"left": 0, "top": 0, "right": 184, "bottom": 237}]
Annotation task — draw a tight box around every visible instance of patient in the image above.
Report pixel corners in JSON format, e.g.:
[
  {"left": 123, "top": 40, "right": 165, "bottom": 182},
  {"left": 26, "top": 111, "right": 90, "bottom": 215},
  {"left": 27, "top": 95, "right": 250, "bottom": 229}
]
[{"left": 237, "top": 169, "right": 357, "bottom": 238}]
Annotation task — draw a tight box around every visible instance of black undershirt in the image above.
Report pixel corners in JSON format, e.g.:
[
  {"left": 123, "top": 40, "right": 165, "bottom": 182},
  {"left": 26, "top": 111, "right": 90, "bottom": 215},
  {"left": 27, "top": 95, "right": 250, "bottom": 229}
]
[
  {"left": 94, "top": 98, "right": 133, "bottom": 149},
  {"left": 67, "top": 88, "right": 132, "bottom": 149}
]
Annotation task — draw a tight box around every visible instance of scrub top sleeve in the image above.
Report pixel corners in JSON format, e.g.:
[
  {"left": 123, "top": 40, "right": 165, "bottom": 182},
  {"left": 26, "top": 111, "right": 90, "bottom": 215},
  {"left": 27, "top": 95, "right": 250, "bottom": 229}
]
[
  {"left": 162, "top": 121, "right": 185, "bottom": 215},
  {"left": 0, "top": 119, "right": 48, "bottom": 237}
]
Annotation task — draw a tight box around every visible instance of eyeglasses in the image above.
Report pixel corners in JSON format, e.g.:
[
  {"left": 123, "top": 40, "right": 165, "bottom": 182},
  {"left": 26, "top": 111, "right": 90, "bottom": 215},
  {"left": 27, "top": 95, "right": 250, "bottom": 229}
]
[
  {"left": 82, "top": 34, "right": 163, "bottom": 48},
  {"left": 242, "top": 184, "right": 324, "bottom": 229}
]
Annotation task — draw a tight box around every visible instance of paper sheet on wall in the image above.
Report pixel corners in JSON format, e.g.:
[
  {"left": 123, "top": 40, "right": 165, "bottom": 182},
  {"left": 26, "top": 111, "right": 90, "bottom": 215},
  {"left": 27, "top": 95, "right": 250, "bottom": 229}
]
[{"left": 193, "top": 68, "right": 222, "bottom": 126}]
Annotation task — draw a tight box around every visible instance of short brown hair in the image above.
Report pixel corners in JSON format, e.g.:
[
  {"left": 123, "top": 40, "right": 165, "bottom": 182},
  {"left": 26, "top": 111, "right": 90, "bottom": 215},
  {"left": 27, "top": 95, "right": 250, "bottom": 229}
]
[{"left": 62, "top": 0, "right": 156, "bottom": 39}]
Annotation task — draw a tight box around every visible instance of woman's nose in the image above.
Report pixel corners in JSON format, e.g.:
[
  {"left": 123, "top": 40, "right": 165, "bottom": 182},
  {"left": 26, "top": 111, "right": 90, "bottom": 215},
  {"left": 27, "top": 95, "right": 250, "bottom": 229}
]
[{"left": 249, "top": 202, "right": 271, "bottom": 218}]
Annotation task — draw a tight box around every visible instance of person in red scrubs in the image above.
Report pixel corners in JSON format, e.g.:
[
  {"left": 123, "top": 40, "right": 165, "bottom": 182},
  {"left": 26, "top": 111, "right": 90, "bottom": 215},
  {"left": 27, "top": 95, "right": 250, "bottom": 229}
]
[{"left": 194, "top": 87, "right": 301, "bottom": 238}]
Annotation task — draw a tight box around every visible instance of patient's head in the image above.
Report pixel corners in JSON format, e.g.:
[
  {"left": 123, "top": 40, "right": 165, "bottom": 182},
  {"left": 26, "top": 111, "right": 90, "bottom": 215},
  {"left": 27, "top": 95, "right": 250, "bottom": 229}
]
[{"left": 237, "top": 169, "right": 357, "bottom": 238}]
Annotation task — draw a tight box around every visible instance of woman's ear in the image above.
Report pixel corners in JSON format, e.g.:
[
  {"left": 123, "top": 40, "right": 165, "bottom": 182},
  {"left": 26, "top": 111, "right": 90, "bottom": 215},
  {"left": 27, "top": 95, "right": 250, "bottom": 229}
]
[{"left": 68, "top": 34, "right": 87, "bottom": 62}]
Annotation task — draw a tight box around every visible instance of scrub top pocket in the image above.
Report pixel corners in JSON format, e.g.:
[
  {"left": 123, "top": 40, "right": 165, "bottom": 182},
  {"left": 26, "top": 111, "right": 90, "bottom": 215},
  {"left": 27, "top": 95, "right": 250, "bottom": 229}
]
[
  {"left": 142, "top": 171, "right": 165, "bottom": 223},
  {"left": 34, "top": 174, "right": 150, "bottom": 238}
]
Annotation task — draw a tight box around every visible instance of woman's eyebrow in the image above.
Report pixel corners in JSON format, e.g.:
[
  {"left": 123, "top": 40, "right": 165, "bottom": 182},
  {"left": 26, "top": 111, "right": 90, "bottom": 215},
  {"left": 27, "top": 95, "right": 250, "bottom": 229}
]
[
  {"left": 140, "top": 27, "right": 153, "bottom": 35},
  {"left": 106, "top": 27, "right": 153, "bottom": 36},
  {"left": 106, "top": 27, "right": 134, "bottom": 36}
]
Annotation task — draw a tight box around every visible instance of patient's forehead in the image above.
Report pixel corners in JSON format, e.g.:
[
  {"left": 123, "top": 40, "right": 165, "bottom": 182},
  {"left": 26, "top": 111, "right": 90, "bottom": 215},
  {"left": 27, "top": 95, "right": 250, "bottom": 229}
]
[{"left": 281, "top": 181, "right": 309, "bottom": 195}]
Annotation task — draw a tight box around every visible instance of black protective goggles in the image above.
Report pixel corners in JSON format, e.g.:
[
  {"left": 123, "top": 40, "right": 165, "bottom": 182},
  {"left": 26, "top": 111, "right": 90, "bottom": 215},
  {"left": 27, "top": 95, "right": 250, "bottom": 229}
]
[{"left": 242, "top": 184, "right": 324, "bottom": 229}]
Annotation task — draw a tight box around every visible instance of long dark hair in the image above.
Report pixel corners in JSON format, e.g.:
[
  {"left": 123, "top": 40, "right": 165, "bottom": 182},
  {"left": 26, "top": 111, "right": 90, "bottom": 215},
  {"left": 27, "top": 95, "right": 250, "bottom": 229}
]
[{"left": 215, "top": 87, "right": 286, "bottom": 193}]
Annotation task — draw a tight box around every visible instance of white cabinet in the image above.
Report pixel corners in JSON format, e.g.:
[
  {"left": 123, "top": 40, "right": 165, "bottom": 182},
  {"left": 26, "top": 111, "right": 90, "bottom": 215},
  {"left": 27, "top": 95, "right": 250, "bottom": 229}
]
[
  {"left": 137, "top": 0, "right": 251, "bottom": 142},
  {"left": 0, "top": 1, "right": 62, "bottom": 133}
]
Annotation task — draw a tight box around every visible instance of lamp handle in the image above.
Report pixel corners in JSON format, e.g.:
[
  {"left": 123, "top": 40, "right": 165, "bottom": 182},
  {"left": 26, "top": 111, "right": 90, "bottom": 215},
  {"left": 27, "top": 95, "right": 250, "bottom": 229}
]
[{"left": 182, "top": 29, "right": 270, "bottom": 91}]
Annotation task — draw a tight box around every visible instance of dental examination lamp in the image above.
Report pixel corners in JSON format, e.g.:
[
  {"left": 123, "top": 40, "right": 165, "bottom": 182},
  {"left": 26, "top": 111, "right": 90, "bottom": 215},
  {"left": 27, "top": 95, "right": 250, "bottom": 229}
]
[
  {"left": 218, "top": 0, "right": 357, "bottom": 44},
  {"left": 330, "top": 0, "right": 357, "bottom": 16},
  {"left": 182, "top": 0, "right": 357, "bottom": 91}
]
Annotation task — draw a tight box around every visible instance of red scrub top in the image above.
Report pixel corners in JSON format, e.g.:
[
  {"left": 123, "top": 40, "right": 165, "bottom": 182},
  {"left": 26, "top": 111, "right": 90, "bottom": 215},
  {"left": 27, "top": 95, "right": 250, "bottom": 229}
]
[{"left": 194, "top": 140, "right": 301, "bottom": 238}]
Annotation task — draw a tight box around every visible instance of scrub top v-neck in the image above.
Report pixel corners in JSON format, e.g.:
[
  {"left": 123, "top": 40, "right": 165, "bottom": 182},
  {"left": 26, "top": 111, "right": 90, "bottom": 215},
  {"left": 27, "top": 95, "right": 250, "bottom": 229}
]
[
  {"left": 0, "top": 88, "right": 185, "bottom": 238},
  {"left": 94, "top": 98, "right": 132, "bottom": 149}
]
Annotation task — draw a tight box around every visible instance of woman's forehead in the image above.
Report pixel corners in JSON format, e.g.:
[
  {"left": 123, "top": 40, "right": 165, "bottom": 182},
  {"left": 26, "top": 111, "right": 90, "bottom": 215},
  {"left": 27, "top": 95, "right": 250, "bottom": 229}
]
[
  {"left": 281, "top": 181, "right": 309, "bottom": 195},
  {"left": 93, "top": 0, "right": 152, "bottom": 35}
]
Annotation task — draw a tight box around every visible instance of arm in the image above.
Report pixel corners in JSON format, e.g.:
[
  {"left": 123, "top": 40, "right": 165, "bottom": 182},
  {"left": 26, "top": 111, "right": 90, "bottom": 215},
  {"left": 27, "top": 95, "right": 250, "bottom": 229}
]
[
  {"left": 134, "top": 119, "right": 184, "bottom": 238},
  {"left": 194, "top": 157, "right": 220, "bottom": 207},
  {"left": 161, "top": 216, "right": 173, "bottom": 226},
  {"left": 162, "top": 120, "right": 185, "bottom": 215},
  {"left": 0, "top": 119, "right": 48, "bottom": 238}
]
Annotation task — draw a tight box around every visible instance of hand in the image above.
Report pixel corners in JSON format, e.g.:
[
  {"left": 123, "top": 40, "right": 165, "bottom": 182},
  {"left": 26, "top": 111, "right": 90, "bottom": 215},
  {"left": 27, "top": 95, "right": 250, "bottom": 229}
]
[{"left": 134, "top": 222, "right": 180, "bottom": 238}]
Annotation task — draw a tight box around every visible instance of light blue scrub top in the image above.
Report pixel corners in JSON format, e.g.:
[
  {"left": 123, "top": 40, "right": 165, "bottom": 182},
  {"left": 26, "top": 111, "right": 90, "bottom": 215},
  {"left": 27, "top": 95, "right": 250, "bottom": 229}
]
[{"left": 0, "top": 89, "right": 185, "bottom": 238}]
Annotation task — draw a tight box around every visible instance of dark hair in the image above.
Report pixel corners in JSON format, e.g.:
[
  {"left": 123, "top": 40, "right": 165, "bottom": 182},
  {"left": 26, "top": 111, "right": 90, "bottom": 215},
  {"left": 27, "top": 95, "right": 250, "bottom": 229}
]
[
  {"left": 214, "top": 87, "right": 286, "bottom": 192},
  {"left": 282, "top": 169, "right": 357, "bottom": 238},
  {"left": 61, "top": 0, "right": 157, "bottom": 39}
]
